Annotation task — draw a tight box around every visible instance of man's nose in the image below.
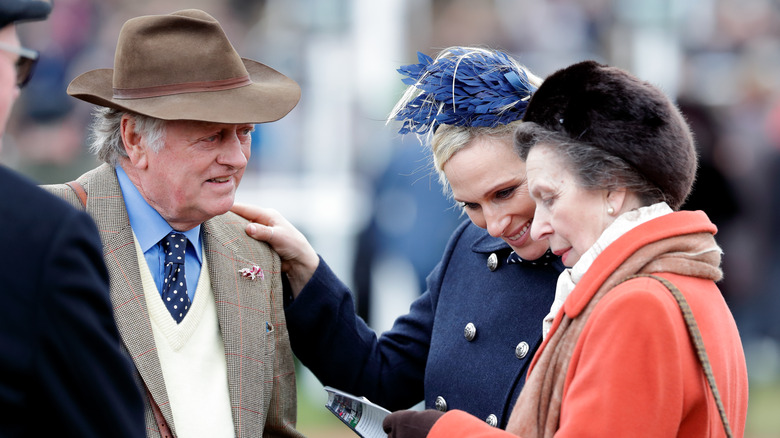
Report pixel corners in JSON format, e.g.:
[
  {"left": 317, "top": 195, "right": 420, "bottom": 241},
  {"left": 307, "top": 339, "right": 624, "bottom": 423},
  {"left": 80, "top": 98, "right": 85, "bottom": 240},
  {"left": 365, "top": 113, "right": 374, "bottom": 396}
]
[{"left": 219, "top": 132, "right": 249, "bottom": 168}]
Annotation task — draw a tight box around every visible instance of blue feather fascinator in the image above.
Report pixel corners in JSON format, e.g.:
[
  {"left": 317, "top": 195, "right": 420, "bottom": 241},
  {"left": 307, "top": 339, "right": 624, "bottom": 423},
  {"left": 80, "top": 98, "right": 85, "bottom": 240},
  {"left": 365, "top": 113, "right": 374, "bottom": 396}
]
[{"left": 389, "top": 47, "right": 539, "bottom": 138}]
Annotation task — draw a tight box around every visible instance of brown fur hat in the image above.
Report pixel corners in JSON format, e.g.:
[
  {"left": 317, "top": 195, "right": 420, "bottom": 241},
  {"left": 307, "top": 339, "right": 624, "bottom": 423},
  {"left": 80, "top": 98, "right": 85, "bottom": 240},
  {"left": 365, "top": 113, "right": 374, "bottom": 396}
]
[{"left": 521, "top": 60, "right": 697, "bottom": 209}]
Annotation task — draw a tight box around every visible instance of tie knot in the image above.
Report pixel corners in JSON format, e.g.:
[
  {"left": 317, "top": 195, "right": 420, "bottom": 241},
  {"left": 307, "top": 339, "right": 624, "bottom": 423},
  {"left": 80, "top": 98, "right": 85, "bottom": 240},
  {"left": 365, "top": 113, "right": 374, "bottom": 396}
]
[{"left": 162, "top": 232, "right": 187, "bottom": 264}]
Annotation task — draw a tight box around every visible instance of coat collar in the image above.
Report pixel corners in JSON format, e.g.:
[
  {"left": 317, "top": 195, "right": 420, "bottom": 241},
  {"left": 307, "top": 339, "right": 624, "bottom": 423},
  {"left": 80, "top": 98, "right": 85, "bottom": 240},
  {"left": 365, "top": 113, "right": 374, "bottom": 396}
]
[
  {"left": 469, "top": 226, "right": 512, "bottom": 254},
  {"left": 564, "top": 210, "right": 717, "bottom": 318},
  {"left": 468, "top": 223, "right": 563, "bottom": 270}
]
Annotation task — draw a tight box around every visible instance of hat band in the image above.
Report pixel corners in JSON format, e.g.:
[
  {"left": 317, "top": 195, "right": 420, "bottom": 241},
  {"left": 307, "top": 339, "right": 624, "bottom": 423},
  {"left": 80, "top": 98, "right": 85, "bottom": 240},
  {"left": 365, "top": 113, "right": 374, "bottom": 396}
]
[{"left": 113, "top": 75, "right": 252, "bottom": 99}]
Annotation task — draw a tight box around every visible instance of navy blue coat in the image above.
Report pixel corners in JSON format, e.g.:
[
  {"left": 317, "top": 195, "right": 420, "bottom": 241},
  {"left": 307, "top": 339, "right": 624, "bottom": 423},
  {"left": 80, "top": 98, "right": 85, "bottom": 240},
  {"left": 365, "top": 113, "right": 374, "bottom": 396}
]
[
  {"left": 286, "top": 219, "right": 563, "bottom": 428},
  {"left": 0, "top": 166, "right": 145, "bottom": 437}
]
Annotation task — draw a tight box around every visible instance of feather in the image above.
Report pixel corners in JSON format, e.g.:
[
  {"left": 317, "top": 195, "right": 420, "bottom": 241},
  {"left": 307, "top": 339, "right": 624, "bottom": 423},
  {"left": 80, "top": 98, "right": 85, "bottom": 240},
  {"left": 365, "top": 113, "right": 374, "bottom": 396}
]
[{"left": 391, "top": 47, "right": 537, "bottom": 136}]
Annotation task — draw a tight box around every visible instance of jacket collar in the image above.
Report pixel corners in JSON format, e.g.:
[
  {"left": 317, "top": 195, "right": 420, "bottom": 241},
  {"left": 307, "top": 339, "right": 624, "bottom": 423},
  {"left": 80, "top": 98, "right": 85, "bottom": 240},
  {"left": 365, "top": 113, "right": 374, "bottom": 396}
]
[{"left": 470, "top": 228, "right": 511, "bottom": 253}]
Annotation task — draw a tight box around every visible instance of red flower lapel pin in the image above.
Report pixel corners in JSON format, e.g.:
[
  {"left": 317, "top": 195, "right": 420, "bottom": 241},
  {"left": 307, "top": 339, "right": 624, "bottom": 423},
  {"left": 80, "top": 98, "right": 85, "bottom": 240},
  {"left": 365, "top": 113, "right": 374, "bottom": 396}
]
[{"left": 239, "top": 265, "right": 264, "bottom": 281}]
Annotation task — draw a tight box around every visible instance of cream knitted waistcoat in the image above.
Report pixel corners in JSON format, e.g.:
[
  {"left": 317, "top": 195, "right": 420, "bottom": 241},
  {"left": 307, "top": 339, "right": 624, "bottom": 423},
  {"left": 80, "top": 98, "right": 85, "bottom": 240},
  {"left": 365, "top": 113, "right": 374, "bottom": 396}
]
[{"left": 133, "top": 237, "right": 235, "bottom": 437}]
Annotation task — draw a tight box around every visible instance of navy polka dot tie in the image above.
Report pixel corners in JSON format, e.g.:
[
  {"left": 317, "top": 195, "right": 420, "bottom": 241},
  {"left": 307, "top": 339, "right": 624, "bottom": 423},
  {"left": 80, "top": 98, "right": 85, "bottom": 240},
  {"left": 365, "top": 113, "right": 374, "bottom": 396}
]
[{"left": 161, "top": 232, "right": 192, "bottom": 323}]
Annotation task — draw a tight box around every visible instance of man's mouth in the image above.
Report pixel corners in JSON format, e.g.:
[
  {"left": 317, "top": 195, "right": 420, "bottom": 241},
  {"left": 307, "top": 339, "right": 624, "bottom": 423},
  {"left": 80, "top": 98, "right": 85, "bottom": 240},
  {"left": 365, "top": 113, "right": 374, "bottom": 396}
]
[{"left": 207, "top": 176, "right": 231, "bottom": 183}]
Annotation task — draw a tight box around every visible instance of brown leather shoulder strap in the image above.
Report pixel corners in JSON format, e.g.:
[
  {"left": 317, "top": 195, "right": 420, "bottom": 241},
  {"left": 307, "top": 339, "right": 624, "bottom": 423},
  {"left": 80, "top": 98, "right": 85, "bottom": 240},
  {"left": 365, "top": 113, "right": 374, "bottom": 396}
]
[
  {"left": 144, "top": 385, "right": 173, "bottom": 437},
  {"left": 65, "top": 180, "right": 87, "bottom": 209},
  {"left": 624, "top": 274, "right": 733, "bottom": 438}
]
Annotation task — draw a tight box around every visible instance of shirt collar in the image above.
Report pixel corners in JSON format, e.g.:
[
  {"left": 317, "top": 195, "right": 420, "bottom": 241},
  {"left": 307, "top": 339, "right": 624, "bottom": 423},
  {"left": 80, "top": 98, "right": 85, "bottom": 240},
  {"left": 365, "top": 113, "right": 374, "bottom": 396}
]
[{"left": 115, "top": 165, "right": 202, "bottom": 263}]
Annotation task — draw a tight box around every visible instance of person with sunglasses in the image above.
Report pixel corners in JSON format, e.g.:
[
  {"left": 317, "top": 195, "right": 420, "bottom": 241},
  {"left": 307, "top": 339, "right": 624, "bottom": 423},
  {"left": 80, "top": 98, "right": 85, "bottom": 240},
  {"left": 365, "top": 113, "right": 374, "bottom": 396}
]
[{"left": 0, "top": 1, "right": 145, "bottom": 436}]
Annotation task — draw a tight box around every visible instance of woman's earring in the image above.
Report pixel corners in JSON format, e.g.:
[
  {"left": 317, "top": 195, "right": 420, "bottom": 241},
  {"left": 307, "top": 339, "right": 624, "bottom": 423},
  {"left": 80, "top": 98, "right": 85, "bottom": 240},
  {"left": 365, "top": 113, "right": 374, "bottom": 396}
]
[{"left": 607, "top": 206, "right": 615, "bottom": 215}]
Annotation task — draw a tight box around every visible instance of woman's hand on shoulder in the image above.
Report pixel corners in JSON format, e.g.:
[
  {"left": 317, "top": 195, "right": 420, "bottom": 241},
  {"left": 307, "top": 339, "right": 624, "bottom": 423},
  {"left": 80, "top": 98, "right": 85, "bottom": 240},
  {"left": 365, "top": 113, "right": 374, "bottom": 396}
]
[{"left": 231, "top": 203, "right": 319, "bottom": 298}]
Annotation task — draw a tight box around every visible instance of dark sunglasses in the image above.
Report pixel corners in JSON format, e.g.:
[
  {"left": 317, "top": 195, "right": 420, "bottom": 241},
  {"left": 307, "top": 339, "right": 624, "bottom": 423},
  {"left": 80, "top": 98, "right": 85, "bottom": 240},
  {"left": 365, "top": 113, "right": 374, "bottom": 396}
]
[{"left": 0, "top": 42, "right": 39, "bottom": 88}]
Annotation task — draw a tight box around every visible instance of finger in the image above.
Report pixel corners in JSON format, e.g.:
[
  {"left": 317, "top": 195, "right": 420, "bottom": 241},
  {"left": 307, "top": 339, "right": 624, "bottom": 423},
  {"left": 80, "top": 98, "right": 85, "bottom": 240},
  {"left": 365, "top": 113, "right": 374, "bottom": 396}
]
[
  {"left": 231, "top": 203, "right": 274, "bottom": 225},
  {"left": 382, "top": 413, "right": 394, "bottom": 434},
  {"left": 245, "top": 222, "right": 276, "bottom": 243}
]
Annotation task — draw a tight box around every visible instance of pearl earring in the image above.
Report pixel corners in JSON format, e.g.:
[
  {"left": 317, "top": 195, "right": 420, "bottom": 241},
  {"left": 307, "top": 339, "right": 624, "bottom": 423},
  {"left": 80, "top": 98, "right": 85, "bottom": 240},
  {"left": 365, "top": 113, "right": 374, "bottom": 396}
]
[{"left": 607, "top": 206, "right": 615, "bottom": 215}]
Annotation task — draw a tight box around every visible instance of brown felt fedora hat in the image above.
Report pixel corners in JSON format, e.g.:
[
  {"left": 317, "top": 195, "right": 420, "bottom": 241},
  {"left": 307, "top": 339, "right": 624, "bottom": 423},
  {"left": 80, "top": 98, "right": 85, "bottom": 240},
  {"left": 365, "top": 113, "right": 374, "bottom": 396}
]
[{"left": 67, "top": 9, "right": 300, "bottom": 124}]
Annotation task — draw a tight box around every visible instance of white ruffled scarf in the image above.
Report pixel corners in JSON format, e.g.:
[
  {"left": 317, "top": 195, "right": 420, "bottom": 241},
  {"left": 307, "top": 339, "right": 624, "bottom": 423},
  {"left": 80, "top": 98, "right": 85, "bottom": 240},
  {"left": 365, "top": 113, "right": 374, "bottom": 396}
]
[{"left": 541, "top": 202, "right": 674, "bottom": 338}]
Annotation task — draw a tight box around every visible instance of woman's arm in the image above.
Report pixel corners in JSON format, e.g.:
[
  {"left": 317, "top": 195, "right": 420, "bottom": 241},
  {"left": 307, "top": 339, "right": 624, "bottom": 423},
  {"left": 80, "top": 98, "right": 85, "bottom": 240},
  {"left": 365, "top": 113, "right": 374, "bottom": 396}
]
[{"left": 232, "top": 202, "right": 436, "bottom": 409}]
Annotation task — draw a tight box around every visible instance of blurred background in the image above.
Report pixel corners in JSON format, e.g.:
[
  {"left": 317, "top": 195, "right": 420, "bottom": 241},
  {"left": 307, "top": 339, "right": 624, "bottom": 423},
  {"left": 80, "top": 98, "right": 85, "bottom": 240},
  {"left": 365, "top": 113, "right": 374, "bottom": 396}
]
[{"left": 6, "top": 0, "right": 780, "bottom": 436}]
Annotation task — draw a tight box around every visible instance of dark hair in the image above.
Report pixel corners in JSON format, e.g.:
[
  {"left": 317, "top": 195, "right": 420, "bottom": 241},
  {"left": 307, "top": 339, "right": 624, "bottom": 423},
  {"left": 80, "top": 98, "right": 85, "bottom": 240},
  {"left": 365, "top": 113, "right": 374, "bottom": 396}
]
[{"left": 515, "top": 122, "right": 666, "bottom": 206}]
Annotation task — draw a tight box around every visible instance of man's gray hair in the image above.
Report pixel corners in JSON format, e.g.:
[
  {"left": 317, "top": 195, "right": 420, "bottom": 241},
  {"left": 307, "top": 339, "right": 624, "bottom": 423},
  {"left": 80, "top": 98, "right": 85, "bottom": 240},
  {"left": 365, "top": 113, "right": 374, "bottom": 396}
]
[{"left": 89, "top": 107, "right": 167, "bottom": 165}]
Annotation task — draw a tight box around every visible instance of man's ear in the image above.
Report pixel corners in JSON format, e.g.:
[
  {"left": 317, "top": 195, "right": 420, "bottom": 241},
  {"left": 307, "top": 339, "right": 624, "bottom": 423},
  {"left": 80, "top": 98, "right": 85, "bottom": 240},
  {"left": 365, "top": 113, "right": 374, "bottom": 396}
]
[{"left": 121, "top": 114, "right": 147, "bottom": 169}]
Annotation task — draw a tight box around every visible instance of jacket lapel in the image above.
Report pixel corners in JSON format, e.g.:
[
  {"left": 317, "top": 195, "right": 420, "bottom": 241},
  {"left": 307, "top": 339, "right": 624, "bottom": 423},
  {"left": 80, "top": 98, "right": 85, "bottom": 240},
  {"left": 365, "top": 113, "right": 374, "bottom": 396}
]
[
  {"left": 202, "top": 214, "right": 269, "bottom": 436},
  {"left": 77, "top": 164, "right": 177, "bottom": 432}
]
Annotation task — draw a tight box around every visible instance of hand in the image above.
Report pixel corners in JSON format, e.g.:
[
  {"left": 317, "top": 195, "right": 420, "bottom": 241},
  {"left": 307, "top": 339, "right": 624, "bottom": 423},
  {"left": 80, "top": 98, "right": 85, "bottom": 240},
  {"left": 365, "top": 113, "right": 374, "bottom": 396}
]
[
  {"left": 383, "top": 409, "right": 444, "bottom": 438},
  {"left": 230, "top": 203, "right": 319, "bottom": 297}
]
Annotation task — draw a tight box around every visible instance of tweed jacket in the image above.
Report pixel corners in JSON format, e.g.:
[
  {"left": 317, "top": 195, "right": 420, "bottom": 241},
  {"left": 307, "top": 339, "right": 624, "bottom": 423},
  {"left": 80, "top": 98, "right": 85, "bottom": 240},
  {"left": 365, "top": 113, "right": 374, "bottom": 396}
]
[
  {"left": 44, "top": 164, "right": 302, "bottom": 438},
  {"left": 286, "top": 219, "right": 562, "bottom": 428}
]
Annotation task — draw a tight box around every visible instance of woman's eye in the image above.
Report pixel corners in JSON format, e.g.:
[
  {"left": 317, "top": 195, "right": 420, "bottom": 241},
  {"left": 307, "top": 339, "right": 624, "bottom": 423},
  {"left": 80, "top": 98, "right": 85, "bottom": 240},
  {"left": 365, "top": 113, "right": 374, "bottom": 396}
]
[
  {"left": 496, "top": 186, "right": 516, "bottom": 199},
  {"left": 459, "top": 201, "right": 479, "bottom": 210}
]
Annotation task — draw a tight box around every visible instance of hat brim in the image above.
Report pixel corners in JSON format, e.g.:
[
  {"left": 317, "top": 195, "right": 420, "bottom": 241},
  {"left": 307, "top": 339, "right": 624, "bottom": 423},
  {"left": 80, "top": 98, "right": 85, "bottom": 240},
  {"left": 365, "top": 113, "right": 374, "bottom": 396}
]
[{"left": 67, "top": 59, "right": 301, "bottom": 124}]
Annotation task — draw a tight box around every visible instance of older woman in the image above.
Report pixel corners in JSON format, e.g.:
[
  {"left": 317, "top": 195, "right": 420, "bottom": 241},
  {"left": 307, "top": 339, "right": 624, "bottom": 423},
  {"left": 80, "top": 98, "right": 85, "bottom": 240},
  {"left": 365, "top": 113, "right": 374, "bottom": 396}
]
[
  {"left": 384, "top": 61, "right": 749, "bottom": 437},
  {"left": 232, "top": 47, "right": 563, "bottom": 429}
]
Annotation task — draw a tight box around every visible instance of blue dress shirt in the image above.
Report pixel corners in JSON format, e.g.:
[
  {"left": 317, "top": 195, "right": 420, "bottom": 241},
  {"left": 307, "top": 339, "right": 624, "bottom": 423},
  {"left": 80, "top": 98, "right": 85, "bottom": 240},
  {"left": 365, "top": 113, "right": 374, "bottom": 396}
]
[{"left": 115, "top": 166, "right": 202, "bottom": 302}]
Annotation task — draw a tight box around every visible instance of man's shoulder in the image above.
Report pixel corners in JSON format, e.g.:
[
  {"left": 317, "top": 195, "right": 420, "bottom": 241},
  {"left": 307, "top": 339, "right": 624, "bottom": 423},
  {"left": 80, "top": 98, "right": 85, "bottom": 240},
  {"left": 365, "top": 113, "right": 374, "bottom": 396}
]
[
  {"left": 205, "top": 211, "right": 273, "bottom": 253},
  {"left": 203, "top": 211, "right": 281, "bottom": 282},
  {"left": 40, "top": 164, "right": 116, "bottom": 208},
  {"left": 206, "top": 210, "right": 250, "bottom": 235}
]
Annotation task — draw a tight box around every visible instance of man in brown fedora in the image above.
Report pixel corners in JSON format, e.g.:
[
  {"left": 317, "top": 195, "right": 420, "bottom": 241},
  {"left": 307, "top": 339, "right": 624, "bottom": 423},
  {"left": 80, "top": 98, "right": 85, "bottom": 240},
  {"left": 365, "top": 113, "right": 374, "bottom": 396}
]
[{"left": 44, "top": 9, "right": 304, "bottom": 438}]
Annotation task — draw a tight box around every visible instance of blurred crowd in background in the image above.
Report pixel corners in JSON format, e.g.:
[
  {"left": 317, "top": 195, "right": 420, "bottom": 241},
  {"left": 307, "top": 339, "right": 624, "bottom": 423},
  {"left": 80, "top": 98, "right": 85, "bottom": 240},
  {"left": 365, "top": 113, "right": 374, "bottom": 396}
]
[{"left": 5, "top": 0, "right": 780, "bottom": 414}]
